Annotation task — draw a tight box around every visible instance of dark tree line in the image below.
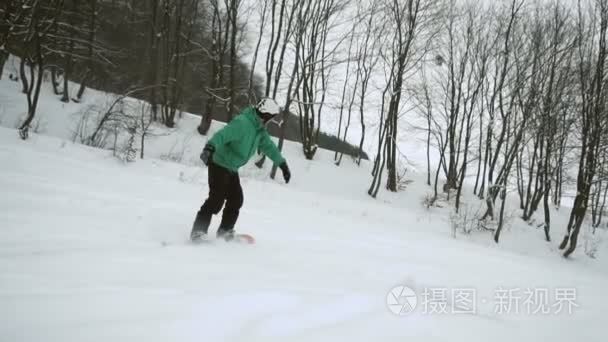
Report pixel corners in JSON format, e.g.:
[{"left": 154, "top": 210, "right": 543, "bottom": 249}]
[
  {"left": 1, "top": 0, "right": 365, "bottom": 157},
  {"left": 1, "top": 0, "right": 259, "bottom": 136}
]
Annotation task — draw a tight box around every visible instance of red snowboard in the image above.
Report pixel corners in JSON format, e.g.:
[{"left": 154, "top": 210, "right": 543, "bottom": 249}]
[
  {"left": 177, "top": 233, "right": 255, "bottom": 246},
  {"left": 162, "top": 234, "right": 255, "bottom": 247},
  {"left": 233, "top": 233, "right": 255, "bottom": 244}
]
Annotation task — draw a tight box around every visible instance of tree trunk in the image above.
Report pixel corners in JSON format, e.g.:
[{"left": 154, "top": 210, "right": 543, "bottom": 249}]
[
  {"left": 248, "top": 0, "right": 268, "bottom": 101},
  {"left": 50, "top": 66, "right": 61, "bottom": 95},
  {"left": 148, "top": 0, "right": 160, "bottom": 122},
  {"left": 227, "top": 0, "right": 239, "bottom": 121},
  {"left": 20, "top": 58, "right": 28, "bottom": 94},
  {"left": 75, "top": 0, "right": 97, "bottom": 102},
  {"left": 20, "top": 39, "right": 45, "bottom": 138},
  {"left": 0, "top": 52, "right": 7, "bottom": 80}
]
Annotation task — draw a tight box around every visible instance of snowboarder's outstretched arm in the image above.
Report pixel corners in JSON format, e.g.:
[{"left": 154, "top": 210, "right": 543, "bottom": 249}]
[
  {"left": 259, "top": 132, "right": 291, "bottom": 183},
  {"left": 259, "top": 132, "right": 285, "bottom": 166}
]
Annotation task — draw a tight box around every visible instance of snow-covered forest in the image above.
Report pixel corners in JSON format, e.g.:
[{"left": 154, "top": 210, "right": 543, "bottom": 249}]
[
  {"left": 1, "top": 0, "right": 608, "bottom": 340},
  {"left": 2, "top": 0, "right": 607, "bottom": 256}
]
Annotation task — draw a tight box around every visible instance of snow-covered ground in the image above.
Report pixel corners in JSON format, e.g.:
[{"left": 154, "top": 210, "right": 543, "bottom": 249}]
[
  {"left": 1, "top": 126, "right": 607, "bottom": 342},
  {"left": 1, "top": 55, "right": 608, "bottom": 341}
]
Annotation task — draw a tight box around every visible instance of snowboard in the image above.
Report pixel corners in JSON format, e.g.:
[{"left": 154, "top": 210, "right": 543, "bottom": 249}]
[
  {"left": 161, "top": 234, "right": 255, "bottom": 247},
  {"left": 228, "top": 233, "right": 255, "bottom": 244},
  {"left": 190, "top": 233, "right": 255, "bottom": 245}
]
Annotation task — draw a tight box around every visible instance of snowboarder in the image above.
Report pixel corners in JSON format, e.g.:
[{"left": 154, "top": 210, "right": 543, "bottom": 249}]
[{"left": 190, "top": 98, "right": 291, "bottom": 242}]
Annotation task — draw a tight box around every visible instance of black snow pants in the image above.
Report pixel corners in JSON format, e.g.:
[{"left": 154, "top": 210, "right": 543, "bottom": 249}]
[{"left": 192, "top": 161, "right": 243, "bottom": 234}]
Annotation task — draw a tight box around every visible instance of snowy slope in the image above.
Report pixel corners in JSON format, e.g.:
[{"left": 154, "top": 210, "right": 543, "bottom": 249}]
[{"left": 1, "top": 127, "right": 608, "bottom": 342}]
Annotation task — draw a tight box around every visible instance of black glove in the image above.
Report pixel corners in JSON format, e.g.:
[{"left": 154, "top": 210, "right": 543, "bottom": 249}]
[
  {"left": 200, "top": 144, "right": 215, "bottom": 166},
  {"left": 279, "top": 161, "right": 291, "bottom": 184}
]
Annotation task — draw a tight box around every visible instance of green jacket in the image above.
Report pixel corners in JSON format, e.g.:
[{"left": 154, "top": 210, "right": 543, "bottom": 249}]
[{"left": 208, "top": 106, "right": 286, "bottom": 172}]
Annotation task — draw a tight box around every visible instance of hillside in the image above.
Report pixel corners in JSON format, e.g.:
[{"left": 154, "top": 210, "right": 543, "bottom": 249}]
[{"left": 1, "top": 51, "right": 608, "bottom": 341}]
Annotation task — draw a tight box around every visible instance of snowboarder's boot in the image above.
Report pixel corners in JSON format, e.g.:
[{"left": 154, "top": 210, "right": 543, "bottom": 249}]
[
  {"left": 190, "top": 230, "right": 208, "bottom": 242},
  {"left": 217, "top": 210, "right": 237, "bottom": 242},
  {"left": 191, "top": 209, "right": 211, "bottom": 242},
  {"left": 216, "top": 227, "right": 235, "bottom": 242}
]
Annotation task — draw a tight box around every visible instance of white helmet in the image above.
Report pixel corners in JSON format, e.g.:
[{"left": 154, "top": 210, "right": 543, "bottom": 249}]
[{"left": 256, "top": 98, "right": 281, "bottom": 116}]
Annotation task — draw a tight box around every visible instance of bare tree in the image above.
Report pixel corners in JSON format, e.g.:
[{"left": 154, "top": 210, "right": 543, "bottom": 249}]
[
  {"left": 453, "top": 4, "right": 492, "bottom": 212},
  {"left": 560, "top": 0, "right": 608, "bottom": 257},
  {"left": 270, "top": 0, "right": 310, "bottom": 178},
  {"left": 335, "top": 31, "right": 360, "bottom": 166},
  {"left": 492, "top": 3, "right": 543, "bottom": 242},
  {"left": 147, "top": 0, "right": 161, "bottom": 122},
  {"left": 355, "top": 0, "right": 381, "bottom": 165},
  {"left": 58, "top": 0, "right": 81, "bottom": 102},
  {"left": 7, "top": 0, "right": 64, "bottom": 139},
  {"left": 256, "top": 0, "right": 299, "bottom": 169},
  {"left": 295, "top": 0, "right": 346, "bottom": 160},
  {"left": 226, "top": 0, "right": 243, "bottom": 121},
  {"left": 198, "top": 0, "right": 230, "bottom": 134},
  {"left": 478, "top": 0, "right": 524, "bottom": 201},
  {"left": 369, "top": 0, "right": 436, "bottom": 196},
  {"left": 40, "top": 0, "right": 104, "bottom": 103},
  {"left": 158, "top": 0, "right": 200, "bottom": 127},
  {"left": 247, "top": 0, "right": 269, "bottom": 101},
  {"left": 334, "top": 12, "right": 358, "bottom": 164},
  {"left": 263, "top": 0, "right": 287, "bottom": 98},
  {"left": 336, "top": 0, "right": 381, "bottom": 166},
  {"left": 529, "top": 3, "right": 574, "bottom": 241},
  {"left": 74, "top": 0, "right": 97, "bottom": 102}
]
